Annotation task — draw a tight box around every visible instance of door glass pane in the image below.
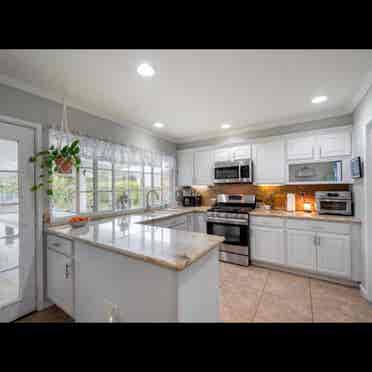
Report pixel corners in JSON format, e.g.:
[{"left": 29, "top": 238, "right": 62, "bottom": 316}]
[
  {"left": 0, "top": 139, "right": 19, "bottom": 307},
  {"left": 0, "top": 173, "right": 18, "bottom": 204},
  {"left": 0, "top": 139, "right": 17, "bottom": 171}
]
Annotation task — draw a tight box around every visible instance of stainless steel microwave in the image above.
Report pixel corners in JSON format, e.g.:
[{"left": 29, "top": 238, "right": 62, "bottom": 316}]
[{"left": 214, "top": 159, "right": 253, "bottom": 184}]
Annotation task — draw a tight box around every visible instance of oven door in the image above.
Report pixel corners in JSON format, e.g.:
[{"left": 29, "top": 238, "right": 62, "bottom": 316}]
[
  {"left": 207, "top": 221, "right": 249, "bottom": 246},
  {"left": 316, "top": 199, "right": 352, "bottom": 215},
  {"left": 214, "top": 165, "right": 240, "bottom": 183}
]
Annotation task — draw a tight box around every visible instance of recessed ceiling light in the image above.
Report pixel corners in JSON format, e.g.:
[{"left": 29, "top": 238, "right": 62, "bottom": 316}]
[
  {"left": 153, "top": 122, "right": 164, "bottom": 128},
  {"left": 311, "top": 95, "right": 328, "bottom": 104},
  {"left": 137, "top": 62, "right": 155, "bottom": 77},
  {"left": 221, "top": 123, "right": 231, "bottom": 129}
]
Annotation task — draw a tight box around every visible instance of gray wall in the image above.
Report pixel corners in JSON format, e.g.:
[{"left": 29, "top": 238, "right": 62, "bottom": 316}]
[
  {"left": 177, "top": 114, "right": 353, "bottom": 150},
  {"left": 0, "top": 83, "right": 176, "bottom": 154},
  {"left": 352, "top": 84, "right": 372, "bottom": 289}
]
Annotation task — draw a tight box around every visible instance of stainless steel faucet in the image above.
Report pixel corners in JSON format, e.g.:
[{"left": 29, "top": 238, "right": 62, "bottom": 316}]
[{"left": 145, "top": 189, "right": 160, "bottom": 210}]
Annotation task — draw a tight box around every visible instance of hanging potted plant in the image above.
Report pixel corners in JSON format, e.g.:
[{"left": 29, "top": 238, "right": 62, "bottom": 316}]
[{"left": 29, "top": 139, "right": 81, "bottom": 196}]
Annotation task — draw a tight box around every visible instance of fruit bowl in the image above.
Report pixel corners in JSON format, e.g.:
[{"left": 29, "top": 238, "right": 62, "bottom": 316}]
[{"left": 68, "top": 216, "right": 89, "bottom": 228}]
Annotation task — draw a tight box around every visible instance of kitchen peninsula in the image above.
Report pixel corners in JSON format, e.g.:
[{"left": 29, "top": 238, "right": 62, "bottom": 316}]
[{"left": 46, "top": 209, "right": 223, "bottom": 322}]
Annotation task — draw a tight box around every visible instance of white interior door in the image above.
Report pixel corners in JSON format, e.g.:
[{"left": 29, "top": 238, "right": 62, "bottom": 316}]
[{"left": 0, "top": 121, "right": 36, "bottom": 322}]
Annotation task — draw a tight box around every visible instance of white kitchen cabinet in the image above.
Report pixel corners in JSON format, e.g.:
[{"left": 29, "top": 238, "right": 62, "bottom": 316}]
[
  {"left": 318, "top": 131, "right": 351, "bottom": 158},
  {"left": 286, "top": 230, "right": 316, "bottom": 271},
  {"left": 250, "top": 226, "right": 285, "bottom": 265},
  {"left": 252, "top": 139, "right": 285, "bottom": 184},
  {"left": 214, "top": 148, "right": 231, "bottom": 162},
  {"left": 287, "top": 136, "right": 315, "bottom": 161},
  {"left": 193, "top": 213, "right": 207, "bottom": 233},
  {"left": 232, "top": 145, "right": 251, "bottom": 160},
  {"left": 194, "top": 149, "right": 214, "bottom": 185},
  {"left": 177, "top": 151, "right": 194, "bottom": 186},
  {"left": 47, "top": 248, "right": 74, "bottom": 316},
  {"left": 316, "top": 233, "right": 351, "bottom": 278}
]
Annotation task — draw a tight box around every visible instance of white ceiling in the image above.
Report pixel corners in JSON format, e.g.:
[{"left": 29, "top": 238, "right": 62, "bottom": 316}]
[{"left": 0, "top": 49, "right": 372, "bottom": 144}]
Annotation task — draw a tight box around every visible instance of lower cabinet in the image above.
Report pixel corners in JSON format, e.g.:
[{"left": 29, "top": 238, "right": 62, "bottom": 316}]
[
  {"left": 251, "top": 217, "right": 355, "bottom": 280},
  {"left": 250, "top": 226, "right": 285, "bottom": 265},
  {"left": 193, "top": 213, "right": 207, "bottom": 233},
  {"left": 287, "top": 230, "right": 316, "bottom": 272},
  {"left": 316, "top": 233, "right": 351, "bottom": 278},
  {"left": 47, "top": 248, "right": 74, "bottom": 316}
]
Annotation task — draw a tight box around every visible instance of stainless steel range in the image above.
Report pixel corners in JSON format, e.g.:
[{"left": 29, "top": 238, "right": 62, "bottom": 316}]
[{"left": 206, "top": 194, "right": 256, "bottom": 266}]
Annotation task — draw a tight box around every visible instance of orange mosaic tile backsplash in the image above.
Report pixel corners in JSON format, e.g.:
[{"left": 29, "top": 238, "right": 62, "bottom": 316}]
[{"left": 192, "top": 184, "right": 350, "bottom": 212}]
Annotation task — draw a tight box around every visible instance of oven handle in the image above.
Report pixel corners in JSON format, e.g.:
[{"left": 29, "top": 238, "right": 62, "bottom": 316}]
[{"left": 207, "top": 217, "right": 248, "bottom": 226}]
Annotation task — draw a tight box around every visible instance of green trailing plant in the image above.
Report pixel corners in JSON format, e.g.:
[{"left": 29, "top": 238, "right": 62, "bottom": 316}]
[{"left": 29, "top": 139, "right": 81, "bottom": 196}]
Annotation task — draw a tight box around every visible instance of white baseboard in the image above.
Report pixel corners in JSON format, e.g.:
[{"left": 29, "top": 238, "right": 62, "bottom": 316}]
[{"left": 360, "top": 284, "right": 368, "bottom": 300}]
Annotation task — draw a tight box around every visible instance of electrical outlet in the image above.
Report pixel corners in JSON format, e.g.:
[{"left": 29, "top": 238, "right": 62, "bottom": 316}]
[{"left": 103, "top": 299, "right": 123, "bottom": 322}]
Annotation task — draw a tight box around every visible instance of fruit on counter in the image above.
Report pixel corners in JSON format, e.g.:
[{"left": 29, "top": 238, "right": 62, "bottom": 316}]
[{"left": 68, "top": 216, "right": 89, "bottom": 224}]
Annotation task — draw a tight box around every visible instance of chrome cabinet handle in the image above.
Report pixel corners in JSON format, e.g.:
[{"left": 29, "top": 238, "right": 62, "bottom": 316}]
[
  {"left": 313, "top": 235, "right": 317, "bottom": 246},
  {"left": 317, "top": 236, "right": 320, "bottom": 246},
  {"left": 65, "top": 263, "right": 70, "bottom": 279},
  {"left": 52, "top": 242, "right": 61, "bottom": 247}
]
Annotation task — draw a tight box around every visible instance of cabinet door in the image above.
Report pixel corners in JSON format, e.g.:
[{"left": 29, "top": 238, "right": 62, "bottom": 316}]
[
  {"left": 287, "top": 137, "right": 315, "bottom": 161},
  {"left": 253, "top": 139, "right": 285, "bottom": 184},
  {"left": 214, "top": 148, "right": 231, "bottom": 162},
  {"left": 47, "top": 249, "right": 74, "bottom": 316},
  {"left": 193, "top": 213, "right": 206, "bottom": 233},
  {"left": 198, "top": 214, "right": 207, "bottom": 234},
  {"left": 232, "top": 145, "right": 251, "bottom": 160},
  {"left": 194, "top": 149, "right": 213, "bottom": 185},
  {"left": 318, "top": 132, "right": 351, "bottom": 158},
  {"left": 287, "top": 230, "right": 316, "bottom": 271},
  {"left": 250, "top": 226, "right": 285, "bottom": 265},
  {"left": 316, "top": 233, "right": 351, "bottom": 279},
  {"left": 177, "top": 151, "right": 194, "bottom": 186}
]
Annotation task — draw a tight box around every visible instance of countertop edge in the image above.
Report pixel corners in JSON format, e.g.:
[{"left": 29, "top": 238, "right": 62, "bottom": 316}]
[
  {"left": 46, "top": 225, "right": 224, "bottom": 271},
  {"left": 250, "top": 209, "right": 361, "bottom": 224}
]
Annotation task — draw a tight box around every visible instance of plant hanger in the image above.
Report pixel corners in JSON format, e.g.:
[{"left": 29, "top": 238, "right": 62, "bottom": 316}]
[{"left": 29, "top": 97, "right": 81, "bottom": 196}]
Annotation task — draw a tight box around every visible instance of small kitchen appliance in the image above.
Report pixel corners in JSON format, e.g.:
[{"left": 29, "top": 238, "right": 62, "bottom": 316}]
[
  {"left": 286, "top": 193, "right": 296, "bottom": 212},
  {"left": 206, "top": 194, "right": 256, "bottom": 266},
  {"left": 315, "top": 191, "right": 353, "bottom": 216}
]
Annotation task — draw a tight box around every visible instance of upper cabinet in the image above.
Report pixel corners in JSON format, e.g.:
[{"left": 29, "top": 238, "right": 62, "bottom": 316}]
[
  {"left": 286, "top": 129, "right": 352, "bottom": 162},
  {"left": 214, "top": 148, "right": 232, "bottom": 162},
  {"left": 318, "top": 131, "right": 351, "bottom": 158},
  {"left": 177, "top": 149, "right": 214, "bottom": 186},
  {"left": 177, "top": 151, "right": 194, "bottom": 186},
  {"left": 287, "top": 136, "right": 315, "bottom": 161},
  {"left": 194, "top": 149, "right": 214, "bottom": 185},
  {"left": 252, "top": 138, "right": 285, "bottom": 184},
  {"left": 214, "top": 145, "right": 251, "bottom": 162},
  {"left": 231, "top": 145, "right": 251, "bottom": 160}
]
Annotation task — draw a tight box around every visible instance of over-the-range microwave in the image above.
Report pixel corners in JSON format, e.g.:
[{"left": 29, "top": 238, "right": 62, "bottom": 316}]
[{"left": 214, "top": 159, "right": 253, "bottom": 184}]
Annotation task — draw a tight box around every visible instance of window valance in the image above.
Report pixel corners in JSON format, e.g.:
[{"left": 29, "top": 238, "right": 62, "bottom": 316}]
[{"left": 49, "top": 129, "right": 176, "bottom": 169}]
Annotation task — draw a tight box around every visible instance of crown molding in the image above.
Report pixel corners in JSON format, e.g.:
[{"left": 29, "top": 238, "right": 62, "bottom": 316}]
[
  {"left": 0, "top": 73, "right": 179, "bottom": 144},
  {"left": 349, "top": 66, "right": 372, "bottom": 113},
  {"left": 175, "top": 108, "right": 352, "bottom": 144}
]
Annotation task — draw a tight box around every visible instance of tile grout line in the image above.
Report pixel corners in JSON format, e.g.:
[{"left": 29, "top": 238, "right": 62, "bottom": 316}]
[
  {"left": 309, "top": 278, "right": 314, "bottom": 323},
  {"left": 251, "top": 269, "right": 270, "bottom": 322}
]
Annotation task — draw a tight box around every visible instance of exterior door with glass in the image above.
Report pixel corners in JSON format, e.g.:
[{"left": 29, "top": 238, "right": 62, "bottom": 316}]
[{"left": 0, "top": 121, "right": 36, "bottom": 322}]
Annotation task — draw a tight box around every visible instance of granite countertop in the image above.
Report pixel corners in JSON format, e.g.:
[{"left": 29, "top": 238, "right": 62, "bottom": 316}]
[
  {"left": 250, "top": 208, "right": 361, "bottom": 224},
  {"left": 47, "top": 207, "right": 223, "bottom": 271}
]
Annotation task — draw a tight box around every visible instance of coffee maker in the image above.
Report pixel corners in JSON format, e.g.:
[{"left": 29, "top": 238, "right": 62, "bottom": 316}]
[{"left": 177, "top": 186, "right": 202, "bottom": 207}]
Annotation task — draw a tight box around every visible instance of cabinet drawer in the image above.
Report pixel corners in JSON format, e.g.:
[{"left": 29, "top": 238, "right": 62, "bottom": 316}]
[
  {"left": 287, "top": 219, "right": 351, "bottom": 234},
  {"left": 250, "top": 216, "right": 284, "bottom": 228},
  {"left": 47, "top": 234, "right": 73, "bottom": 256}
]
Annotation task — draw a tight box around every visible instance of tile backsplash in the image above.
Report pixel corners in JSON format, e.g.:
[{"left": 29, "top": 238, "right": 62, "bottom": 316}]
[{"left": 192, "top": 184, "right": 350, "bottom": 211}]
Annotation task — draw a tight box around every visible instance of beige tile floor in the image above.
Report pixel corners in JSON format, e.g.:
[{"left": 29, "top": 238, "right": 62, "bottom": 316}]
[
  {"left": 220, "top": 262, "right": 372, "bottom": 322},
  {"left": 14, "top": 263, "right": 372, "bottom": 323}
]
